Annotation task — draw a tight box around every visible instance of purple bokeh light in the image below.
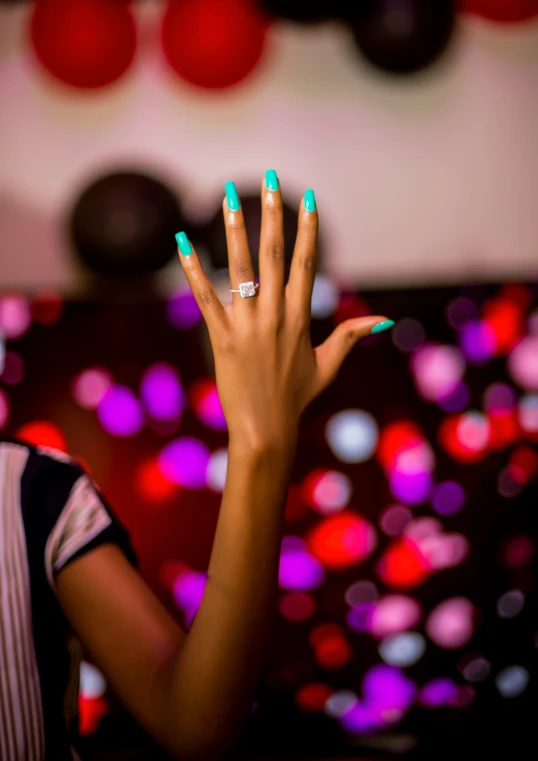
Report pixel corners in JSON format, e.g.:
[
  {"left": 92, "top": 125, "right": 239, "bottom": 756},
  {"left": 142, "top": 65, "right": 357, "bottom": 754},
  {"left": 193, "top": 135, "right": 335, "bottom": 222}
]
[
  {"left": 173, "top": 571, "right": 207, "bottom": 627},
  {"left": 362, "top": 664, "right": 417, "bottom": 712},
  {"left": 194, "top": 381, "right": 227, "bottom": 430},
  {"left": 140, "top": 362, "right": 185, "bottom": 421},
  {"left": 97, "top": 384, "right": 144, "bottom": 436},
  {"left": 347, "top": 602, "right": 375, "bottom": 633},
  {"left": 419, "top": 677, "right": 458, "bottom": 707},
  {"left": 431, "top": 481, "right": 466, "bottom": 516},
  {"left": 158, "top": 437, "right": 211, "bottom": 489},
  {"left": 167, "top": 289, "right": 203, "bottom": 330},
  {"left": 438, "top": 381, "right": 470, "bottom": 412},
  {"left": 459, "top": 320, "right": 496, "bottom": 364},
  {"left": 389, "top": 469, "right": 432, "bottom": 505},
  {"left": 279, "top": 548, "right": 325, "bottom": 591}
]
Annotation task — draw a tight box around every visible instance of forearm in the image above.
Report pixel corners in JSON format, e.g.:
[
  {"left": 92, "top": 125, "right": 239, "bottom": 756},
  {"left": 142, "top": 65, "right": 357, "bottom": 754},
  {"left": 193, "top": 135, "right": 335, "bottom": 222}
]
[{"left": 163, "top": 433, "right": 297, "bottom": 759}]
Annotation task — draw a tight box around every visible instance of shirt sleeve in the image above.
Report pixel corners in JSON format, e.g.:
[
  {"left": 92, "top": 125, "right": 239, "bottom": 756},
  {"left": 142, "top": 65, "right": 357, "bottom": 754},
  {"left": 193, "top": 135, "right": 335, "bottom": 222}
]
[{"left": 37, "top": 448, "right": 137, "bottom": 590}]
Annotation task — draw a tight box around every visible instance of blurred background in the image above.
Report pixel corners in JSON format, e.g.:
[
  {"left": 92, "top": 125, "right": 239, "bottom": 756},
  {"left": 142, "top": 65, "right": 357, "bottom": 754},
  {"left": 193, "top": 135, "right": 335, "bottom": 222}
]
[{"left": 1, "top": 1, "right": 538, "bottom": 759}]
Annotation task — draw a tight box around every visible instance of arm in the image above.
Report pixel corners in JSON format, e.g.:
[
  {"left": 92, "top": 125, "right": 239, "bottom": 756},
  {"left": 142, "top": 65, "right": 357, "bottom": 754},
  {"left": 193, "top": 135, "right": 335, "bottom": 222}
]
[{"left": 56, "top": 172, "right": 392, "bottom": 760}]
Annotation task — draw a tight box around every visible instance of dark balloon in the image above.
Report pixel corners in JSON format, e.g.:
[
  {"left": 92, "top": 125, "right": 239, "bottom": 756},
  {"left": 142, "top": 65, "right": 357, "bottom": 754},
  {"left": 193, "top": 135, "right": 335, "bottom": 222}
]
[
  {"left": 202, "top": 190, "right": 323, "bottom": 280},
  {"left": 347, "top": 0, "right": 456, "bottom": 75},
  {"left": 69, "top": 172, "right": 185, "bottom": 276}
]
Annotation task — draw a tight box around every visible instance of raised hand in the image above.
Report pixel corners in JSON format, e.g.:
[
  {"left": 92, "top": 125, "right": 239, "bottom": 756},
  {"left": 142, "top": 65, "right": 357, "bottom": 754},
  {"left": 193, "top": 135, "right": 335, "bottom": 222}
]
[{"left": 176, "top": 171, "right": 394, "bottom": 449}]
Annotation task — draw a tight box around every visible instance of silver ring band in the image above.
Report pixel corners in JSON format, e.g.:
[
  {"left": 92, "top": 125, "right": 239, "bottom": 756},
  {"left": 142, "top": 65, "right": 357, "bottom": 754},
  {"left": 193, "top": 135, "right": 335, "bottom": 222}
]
[{"left": 230, "top": 281, "right": 259, "bottom": 298}]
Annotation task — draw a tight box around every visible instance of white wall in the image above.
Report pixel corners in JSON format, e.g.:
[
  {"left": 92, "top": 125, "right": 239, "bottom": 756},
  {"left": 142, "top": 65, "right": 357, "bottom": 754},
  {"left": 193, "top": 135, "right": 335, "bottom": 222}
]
[{"left": 1, "top": 1, "right": 537, "bottom": 294}]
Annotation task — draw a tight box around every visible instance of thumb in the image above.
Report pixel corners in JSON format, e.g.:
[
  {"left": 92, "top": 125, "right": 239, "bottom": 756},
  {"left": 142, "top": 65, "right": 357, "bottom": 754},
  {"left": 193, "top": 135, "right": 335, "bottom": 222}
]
[{"left": 313, "top": 316, "right": 394, "bottom": 394}]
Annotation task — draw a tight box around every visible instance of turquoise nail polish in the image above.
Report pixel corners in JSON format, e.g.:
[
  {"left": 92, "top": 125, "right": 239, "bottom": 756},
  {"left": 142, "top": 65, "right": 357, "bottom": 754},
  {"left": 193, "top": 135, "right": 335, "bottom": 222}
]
[
  {"left": 265, "top": 169, "right": 279, "bottom": 191},
  {"left": 304, "top": 189, "right": 316, "bottom": 212},
  {"left": 371, "top": 320, "right": 395, "bottom": 334},
  {"left": 225, "top": 181, "right": 241, "bottom": 210},
  {"left": 175, "top": 231, "right": 192, "bottom": 256}
]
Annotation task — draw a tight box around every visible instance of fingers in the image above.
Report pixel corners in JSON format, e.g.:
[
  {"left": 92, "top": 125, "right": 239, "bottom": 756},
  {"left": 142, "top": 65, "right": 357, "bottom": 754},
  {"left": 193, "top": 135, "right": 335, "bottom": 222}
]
[
  {"left": 176, "top": 232, "right": 225, "bottom": 329},
  {"left": 313, "top": 316, "right": 395, "bottom": 394},
  {"left": 222, "top": 181, "right": 257, "bottom": 302},
  {"left": 258, "top": 170, "right": 285, "bottom": 312},
  {"left": 286, "top": 189, "right": 318, "bottom": 323}
]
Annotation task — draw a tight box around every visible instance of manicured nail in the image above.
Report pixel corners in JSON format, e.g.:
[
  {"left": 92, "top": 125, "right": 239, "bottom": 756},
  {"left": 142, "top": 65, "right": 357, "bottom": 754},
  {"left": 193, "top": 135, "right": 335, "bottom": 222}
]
[
  {"left": 265, "top": 169, "right": 279, "bottom": 191},
  {"left": 304, "top": 189, "right": 316, "bottom": 212},
  {"left": 371, "top": 320, "right": 395, "bottom": 334},
  {"left": 175, "top": 231, "right": 192, "bottom": 256},
  {"left": 225, "top": 180, "right": 241, "bottom": 210}
]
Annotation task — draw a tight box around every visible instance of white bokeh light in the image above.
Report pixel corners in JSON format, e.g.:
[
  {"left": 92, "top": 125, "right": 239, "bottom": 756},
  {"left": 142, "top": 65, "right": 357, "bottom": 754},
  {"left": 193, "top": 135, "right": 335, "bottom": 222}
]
[
  {"left": 497, "top": 589, "right": 525, "bottom": 619},
  {"left": 495, "top": 666, "right": 529, "bottom": 698},
  {"left": 324, "top": 690, "right": 358, "bottom": 718},
  {"left": 311, "top": 274, "right": 340, "bottom": 318},
  {"left": 378, "top": 632, "right": 426, "bottom": 667},
  {"left": 80, "top": 661, "right": 106, "bottom": 699},
  {"left": 206, "top": 448, "right": 228, "bottom": 493},
  {"left": 325, "top": 409, "right": 379, "bottom": 463}
]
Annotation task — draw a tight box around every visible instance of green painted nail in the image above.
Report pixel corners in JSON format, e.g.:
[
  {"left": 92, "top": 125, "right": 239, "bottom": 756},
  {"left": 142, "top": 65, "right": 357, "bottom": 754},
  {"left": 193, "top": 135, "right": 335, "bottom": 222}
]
[
  {"left": 265, "top": 169, "right": 279, "bottom": 191},
  {"left": 371, "top": 320, "right": 395, "bottom": 334},
  {"left": 225, "top": 180, "right": 240, "bottom": 210},
  {"left": 175, "top": 231, "right": 192, "bottom": 256},
  {"left": 304, "top": 189, "right": 316, "bottom": 212}
]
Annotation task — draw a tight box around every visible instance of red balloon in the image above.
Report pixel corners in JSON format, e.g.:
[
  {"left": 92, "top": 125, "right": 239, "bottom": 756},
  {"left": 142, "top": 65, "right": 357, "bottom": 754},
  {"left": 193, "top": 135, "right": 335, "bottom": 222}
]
[
  {"left": 30, "top": 0, "right": 137, "bottom": 89},
  {"left": 162, "top": 0, "right": 270, "bottom": 89},
  {"left": 460, "top": 0, "right": 538, "bottom": 22}
]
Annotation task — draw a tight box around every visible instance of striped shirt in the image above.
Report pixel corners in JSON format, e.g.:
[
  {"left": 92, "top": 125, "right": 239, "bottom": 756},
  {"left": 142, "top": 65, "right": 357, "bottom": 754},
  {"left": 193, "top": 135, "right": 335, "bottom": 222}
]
[{"left": 0, "top": 439, "right": 136, "bottom": 761}]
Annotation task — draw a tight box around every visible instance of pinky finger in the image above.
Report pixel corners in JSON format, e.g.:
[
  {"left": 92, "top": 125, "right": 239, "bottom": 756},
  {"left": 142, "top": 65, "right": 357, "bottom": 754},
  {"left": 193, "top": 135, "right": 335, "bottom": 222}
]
[{"left": 176, "top": 232, "right": 225, "bottom": 328}]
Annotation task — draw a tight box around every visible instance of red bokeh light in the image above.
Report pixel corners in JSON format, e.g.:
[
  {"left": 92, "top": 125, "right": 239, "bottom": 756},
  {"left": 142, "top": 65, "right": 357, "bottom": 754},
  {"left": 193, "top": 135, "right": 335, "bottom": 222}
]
[
  {"left": 284, "top": 484, "right": 308, "bottom": 522},
  {"left": 333, "top": 293, "right": 371, "bottom": 325},
  {"left": 30, "top": 0, "right": 137, "bottom": 89},
  {"left": 309, "top": 623, "right": 344, "bottom": 650},
  {"left": 279, "top": 591, "right": 316, "bottom": 622},
  {"left": 295, "top": 682, "right": 333, "bottom": 712},
  {"left": 487, "top": 409, "right": 520, "bottom": 450},
  {"left": 315, "top": 634, "right": 352, "bottom": 669},
  {"left": 78, "top": 695, "right": 108, "bottom": 735},
  {"left": 483, "top": 297, "right": 524, "bottom": 355},
  {"left": 509, "top": 445, "right": 538, "bottom": 484},
  {"left": 377, "top": 537, "right": 431, "bottom": 589},
  {"left": 438, "top": 415, "right": 490, "bottom": 464},
  {"left": 15, "top": 420, "right": 67, "bottom": 452},
  {"left": 162, "top": 0, "right": 270, "bottom": 89},
  {"left": 306, "top": 511, "right": 376, "bottom": 569},
  {"left": 377, "top": 420, "right": 424, "bottom": 471},
  {"left": 32, "top": 291, "right": 63, "bottom": 326},
  {"left": 136, "top": 458, "right": 180, "bottom": 503},
  {"left": 461, "top": 1, "right": 538, "bottom": 23}
]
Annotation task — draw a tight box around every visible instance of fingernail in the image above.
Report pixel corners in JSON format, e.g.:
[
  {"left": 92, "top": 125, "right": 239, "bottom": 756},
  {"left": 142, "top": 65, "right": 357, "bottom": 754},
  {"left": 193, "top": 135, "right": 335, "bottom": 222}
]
[
  {"left": 225, "top": 181, "right": 241, "bottom": 211},
  {"left": 265, "top": 169, "right": 279, "bottom": 191},
  {"left": 304, "top": 189, "right": 316, "bottom": 212},
  {"left": 175, "top": 231, "right": 192, "bottom": 257},
  {"left": 371, "top": 320, "right": 395, "bottom": 334}
]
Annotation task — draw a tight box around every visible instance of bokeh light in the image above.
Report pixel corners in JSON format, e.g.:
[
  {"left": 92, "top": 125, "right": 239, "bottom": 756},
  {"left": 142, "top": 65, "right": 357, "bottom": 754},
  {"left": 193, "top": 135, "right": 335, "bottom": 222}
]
[
  {"left": 379, "top": 504, "right": 413, "bottom": 536},
  {"left": 392, "top": 317, "right": 426, "bottom": 353},
  {"left": 279, "top": 592, "right": 316, "bottom": 622},
  {"left": 438, "top": 381, "right": 470, "bottom": 413},
  {"left": 418, "top": 677, "right": 458, "bottom": 707},
  {"left": 325, "top": 690, "right": 358, "bottom": 718},
  {"left": 410, "top": 344, "right": 465, "bottom": 403},
  {"left": 80, "top": 662, "right": 106, "bottom": 699},
  {"left": 345, "top": 580, "right": 378, "bottom": 606},
  {"left": 459, "top": 320, "right": 496, "bottom": 364},
  {"left": 310, "top": 623, "right": 352, "bottom": 669},
  {"left": 426, "top": 597, "right": 474, "bottom": 649},
  {"left": 189, "top": 378, "right": 227, "bottom": 430},
  {"left": 206, "top": 448, "right": 228, "bottom": 492},
  {"left": 508, "top": 336, "right": 538, "bottom": 391},
  {"left": 379, "top": 632, "right": 426, "bottom": 667},
  {"left": 438, "top": 412, "right": 491, "bottom": 463},
  {"left": 97, "top": 384, "right": 144, "bottom": 437},
  {"left": 0, "top": 389, "right": 9, "bottom": 430},
  {"left": 495, "top": 666, "right": 529, "bottom": 698},
  {"left": 32, "top": 290, "right": 63, "bottom": 325},
  {"left": 311, "top": 274, "right": 340, "bottom": 318},
  {"left": 325, "top": 409, "right": 378, "bottom": 463},
  {"left": 430, "top": 481, "right": 466, "bottom": 516},
  {"left": 136, "top": 458, "right": 179, "bottom": 503},
  {"left": 166, "top": 287, "right": 203, "bottom": 329},
  {"left": 446, "top": 296, "right": 478, "bottom": 331},
  {"left": 307, "top": 511, "right": 377, "bottom": 569},
  {"left": 158, "top": 437, "right": 211, "bottom": 489},
  {"left": 518, "top": 394, "right": 538, "bottom": 435},
  {"left": 301, "top": 469, "right": 352, "bottom": 514},
  {"left": 1, "top": 352, "right": 24, "bottom": 385},
  {"left": 15, "top": 420, "right": 67, "bottom": 451},
  {"left": 497, "top": 589, "right": 525, "bottom": 618},
  {"left": 140, "top": 363, "right": 185, "bottom": 422},
  {"left": 462, "top": 656, "right": 491, "bottom": 683},
  {"left": 502, "top": 534, "right": 534, "bottom": 568},
  {"left": 368, "top": 595, "right": 422, "bottom": 638},
  {"left": 279, "top": 539, "right": 325, "bottom": 591},
  {"left": 377, "top": 537, "right": 431, "bottom": 589},
  {"left": 72, "top": 367, "right": 114, "bottom": 409},
  {"left": 0, "top": 294, "right": 32, "bottom": 340},
  {"left": 173, "top": 569, "right": 207, "bottom": 627},
  {"left": 295, "top": 683, "right": 333, "bottom": 712}
]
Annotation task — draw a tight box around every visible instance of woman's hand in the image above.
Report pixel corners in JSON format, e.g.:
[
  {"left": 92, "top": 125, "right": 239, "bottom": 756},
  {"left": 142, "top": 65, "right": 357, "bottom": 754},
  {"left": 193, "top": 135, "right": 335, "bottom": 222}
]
[{"left": 176, "top": 171, "right": 394, "bottom": 450}]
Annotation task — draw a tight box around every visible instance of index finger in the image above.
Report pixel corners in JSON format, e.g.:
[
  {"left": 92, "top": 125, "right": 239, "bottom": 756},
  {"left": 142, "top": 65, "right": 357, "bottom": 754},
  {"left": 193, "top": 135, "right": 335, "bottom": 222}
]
[{"left": 176, "top": 232, "right": 226, "bottom": 329}]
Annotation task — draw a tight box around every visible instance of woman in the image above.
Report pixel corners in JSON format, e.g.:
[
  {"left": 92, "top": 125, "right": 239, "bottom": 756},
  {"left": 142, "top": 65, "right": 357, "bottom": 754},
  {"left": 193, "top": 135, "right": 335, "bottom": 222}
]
[{"left": 0, "top": 172, "right": 394, "bottom": 761}]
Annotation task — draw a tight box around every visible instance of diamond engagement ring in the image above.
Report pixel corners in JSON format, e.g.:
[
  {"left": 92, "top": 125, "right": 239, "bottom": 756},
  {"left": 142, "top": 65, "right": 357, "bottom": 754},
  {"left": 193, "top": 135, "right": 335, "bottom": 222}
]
[{"left": 230, "top": 281, "right": 260, "bottom": 298}]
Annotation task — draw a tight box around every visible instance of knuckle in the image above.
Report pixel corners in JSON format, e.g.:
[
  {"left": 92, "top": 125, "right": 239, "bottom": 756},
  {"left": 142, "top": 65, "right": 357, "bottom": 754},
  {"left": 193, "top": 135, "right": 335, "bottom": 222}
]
[
  {"left": 299, "top": 253, "right": 316, "bottom": 271},
  {"left": 198, "top": 289, "right": 214, "bottom": 306},
  {"left": 268, "top": 242, "right": 285, "bottom": 261},
  {"left": 228, "top": 217, "right": 245, "bottom": 231},
  {"left": 234, "top": 259, "right": 252, "bottom": 276}
]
